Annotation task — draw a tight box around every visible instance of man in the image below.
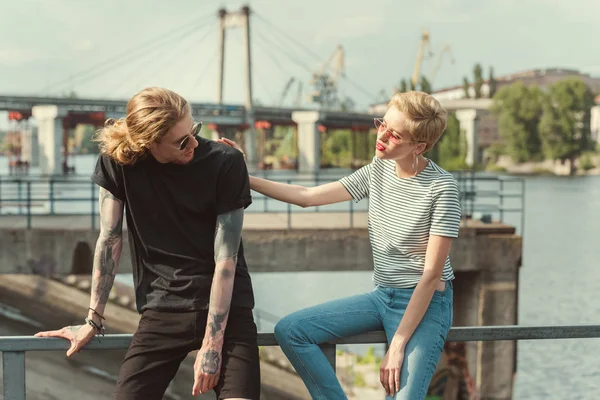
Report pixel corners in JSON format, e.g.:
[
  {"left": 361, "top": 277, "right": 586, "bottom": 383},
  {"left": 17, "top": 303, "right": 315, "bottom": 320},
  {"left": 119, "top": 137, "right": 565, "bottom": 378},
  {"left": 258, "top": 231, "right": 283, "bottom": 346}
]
[{"left": 35, "top": 87, "right": 259, "bottom": 400}]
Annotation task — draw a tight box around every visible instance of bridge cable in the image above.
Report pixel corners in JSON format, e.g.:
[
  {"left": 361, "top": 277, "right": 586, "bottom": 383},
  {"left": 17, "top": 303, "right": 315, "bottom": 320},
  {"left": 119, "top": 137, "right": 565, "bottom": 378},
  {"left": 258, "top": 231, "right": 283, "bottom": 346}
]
[
  {"left": 254, "top": 11, "right": 378, "bottom": 102},
  {"left": 253, "top": 12, "right": 323, "bottom": 63},
  {"left": 41, "top": 12, "right": 216, "bottom": 95},
  {"left": 48, "top": 21, "right": 210, "bottom": 96},
  {"left": 252, "top": 26, "right": 314, "bottom": 76},
  {"left": 230, "top": 32, "right": 276, "bottom": 106},
  {"left": 189, "top": 46, "right": 219, "bottom": 95},
  {"left": 104, "top": 20, "right": 217, "bottom": 98}
]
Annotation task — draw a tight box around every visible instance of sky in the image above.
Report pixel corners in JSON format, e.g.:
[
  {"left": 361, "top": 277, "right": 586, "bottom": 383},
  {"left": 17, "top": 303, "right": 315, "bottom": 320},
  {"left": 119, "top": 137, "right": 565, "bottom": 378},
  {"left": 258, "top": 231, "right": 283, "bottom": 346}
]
[{"left": 1, "top": 0, "right": 599, "bottom": 112}]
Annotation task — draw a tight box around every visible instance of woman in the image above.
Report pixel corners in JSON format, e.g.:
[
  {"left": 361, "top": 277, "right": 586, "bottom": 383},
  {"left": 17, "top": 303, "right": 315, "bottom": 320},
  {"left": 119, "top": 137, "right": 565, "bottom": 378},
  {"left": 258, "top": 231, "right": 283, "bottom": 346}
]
[{"left": 219, "top": 91, "right": 461, "bottom": 400}]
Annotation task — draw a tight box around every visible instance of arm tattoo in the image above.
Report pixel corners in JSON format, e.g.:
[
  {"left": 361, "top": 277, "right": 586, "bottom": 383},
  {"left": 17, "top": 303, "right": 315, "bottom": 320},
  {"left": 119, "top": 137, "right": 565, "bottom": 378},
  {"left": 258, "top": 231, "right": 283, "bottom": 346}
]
[
  {"left": 203, "top": 208, "right": 244, "bottom": 342},
  {"left": 213, "top": 208, "right": 244, "bottom": 263},
  {"left": 91, "top": 188, "right": 124, "bottom": 307},
  {"left": 209, "top": 308, "right": 229, "bottom": 337},
  {"left": 201, "top": 350, "right": 220, "bottom": 374}
]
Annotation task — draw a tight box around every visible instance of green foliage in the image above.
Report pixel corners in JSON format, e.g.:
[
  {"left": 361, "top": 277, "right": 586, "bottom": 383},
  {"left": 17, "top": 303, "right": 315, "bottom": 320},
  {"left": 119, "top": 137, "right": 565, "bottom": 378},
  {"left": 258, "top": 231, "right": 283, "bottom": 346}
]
[
  {"left": 400, "top": 79, "right": 408, "bottom": 93},
  {"left": 320, "top": 129, "right": 353, "bottom": 168},
  {"left": 429, "top": 112, "right": 468, "bottom": 170},
  {"left": 578, "top": 151, "right": 596, "bottom": 171},
  {"left": 538, "top": 78, "right": 596, "bottom": 163},
  {"left": 420, "top": 76, "right": 433, "bottom": 94},
  {"left": 462, "top": 77, "right": 470, "bottom": 98},
  {"left": 490, "top": 82, "right": 544, "bottom": 163},
  {"left": 489, "top": 66, "right": 497, "bottom": 98},
  {"left": 353, "top": 372, "right": 367, "bottom": 387},
  {"left": 473, "top": 63, "right": 484, "bottom": 99}
]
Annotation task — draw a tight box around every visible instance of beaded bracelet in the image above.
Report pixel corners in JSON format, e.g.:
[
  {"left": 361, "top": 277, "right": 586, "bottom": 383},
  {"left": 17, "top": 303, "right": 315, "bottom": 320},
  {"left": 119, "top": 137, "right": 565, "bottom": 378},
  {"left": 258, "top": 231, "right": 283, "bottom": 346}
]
[{"left": 85, "top": 317, "right": 105, "bottom": 342}]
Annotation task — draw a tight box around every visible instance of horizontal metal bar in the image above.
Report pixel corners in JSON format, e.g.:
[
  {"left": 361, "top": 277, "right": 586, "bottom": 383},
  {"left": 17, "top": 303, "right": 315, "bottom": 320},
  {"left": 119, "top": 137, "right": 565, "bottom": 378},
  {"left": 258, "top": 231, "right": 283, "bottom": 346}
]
[{"left": 2, "top": 325, "right": 599, "bottom": 352}]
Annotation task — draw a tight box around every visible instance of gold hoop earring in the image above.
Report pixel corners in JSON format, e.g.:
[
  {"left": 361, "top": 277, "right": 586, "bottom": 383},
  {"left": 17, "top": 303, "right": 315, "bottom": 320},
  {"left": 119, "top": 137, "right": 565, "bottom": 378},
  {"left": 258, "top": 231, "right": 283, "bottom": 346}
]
[{"left": 413, "top": 154, "right": 419, "bottom": 176}]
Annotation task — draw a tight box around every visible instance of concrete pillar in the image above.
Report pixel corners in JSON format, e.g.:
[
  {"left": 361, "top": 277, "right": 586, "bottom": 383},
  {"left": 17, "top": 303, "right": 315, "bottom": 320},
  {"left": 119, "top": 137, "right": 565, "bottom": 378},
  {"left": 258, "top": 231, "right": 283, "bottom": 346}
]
[
  {"left": 456, "top": 109, "right": 483, "bottom": 167},
  {"left": 32, "top": 105, "right": 67, "bottom": 176},
  {"left": 292, "top": 111, "right": 322, "bottom": 174},
  {"left": 20, "top": 127, "right": 39, "bottom": 167},
  {"left": 591, "top": 105, "right": 600, "bottom": 143}
]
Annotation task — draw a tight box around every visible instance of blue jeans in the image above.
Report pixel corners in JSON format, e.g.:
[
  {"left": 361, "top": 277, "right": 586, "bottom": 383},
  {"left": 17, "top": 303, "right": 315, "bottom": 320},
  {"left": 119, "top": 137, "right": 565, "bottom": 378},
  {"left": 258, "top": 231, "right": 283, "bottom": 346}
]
[{"left": 274, "top": 281, "right": 453, "bottom": 400}]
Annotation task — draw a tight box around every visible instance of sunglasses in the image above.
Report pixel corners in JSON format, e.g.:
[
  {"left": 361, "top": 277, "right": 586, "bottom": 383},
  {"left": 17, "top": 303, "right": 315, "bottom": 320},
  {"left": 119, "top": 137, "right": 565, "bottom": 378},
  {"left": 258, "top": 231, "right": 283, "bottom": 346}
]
[{"left": 176, "top": 122, "right": 203, "bottom": 151}]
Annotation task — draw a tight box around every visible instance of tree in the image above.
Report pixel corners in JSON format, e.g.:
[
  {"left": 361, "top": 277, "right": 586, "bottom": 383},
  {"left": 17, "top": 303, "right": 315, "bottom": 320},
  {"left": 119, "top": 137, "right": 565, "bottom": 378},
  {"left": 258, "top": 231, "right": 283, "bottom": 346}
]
[
  {"left": 538, "top": 78, "right": 596, "bottom": 173},
  {"left": 428, "top": 112, "right": 467, "bottom": 170},
  {"left": 490, "top": 82, "right": 544, "bottom": 162},
  {"left": 420, "top": 76, "right": 433, "bottom": 94},
  {"left": 462, "top": 77, "right": 470, "bottom": 98},
  {"left": 473, "top": 64, "right": 484, "bottom": 99},
  {"left": 400, "top": 79, "right": 408, "bottom": 93},
  {"left": 488, "top": 67, "right": 497, "bottom": 98}
]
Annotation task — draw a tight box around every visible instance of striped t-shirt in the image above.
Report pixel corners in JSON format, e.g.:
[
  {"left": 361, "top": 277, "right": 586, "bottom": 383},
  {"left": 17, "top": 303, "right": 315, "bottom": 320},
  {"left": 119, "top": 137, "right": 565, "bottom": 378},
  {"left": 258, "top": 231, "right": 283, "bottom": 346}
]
[{"left": 339, "top": 156, "right": 461, "bottom": 288}]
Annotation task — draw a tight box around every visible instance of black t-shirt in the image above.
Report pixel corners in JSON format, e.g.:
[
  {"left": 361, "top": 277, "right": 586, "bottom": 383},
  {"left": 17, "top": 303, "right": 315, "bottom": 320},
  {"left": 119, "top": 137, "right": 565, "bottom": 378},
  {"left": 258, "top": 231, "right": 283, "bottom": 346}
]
[{"left": 91, "top": 137, "right": 255, "bottom": 313}]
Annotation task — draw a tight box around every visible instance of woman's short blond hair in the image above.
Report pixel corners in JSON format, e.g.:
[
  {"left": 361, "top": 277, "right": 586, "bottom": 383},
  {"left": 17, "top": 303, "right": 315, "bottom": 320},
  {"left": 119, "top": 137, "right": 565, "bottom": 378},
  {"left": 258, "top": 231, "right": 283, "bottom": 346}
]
[
  {"left": 93, "top": 87, "right": 190, "bottom": 165},
  {"left": 388, "top": 91, "right": 448, "bottom": 153}
]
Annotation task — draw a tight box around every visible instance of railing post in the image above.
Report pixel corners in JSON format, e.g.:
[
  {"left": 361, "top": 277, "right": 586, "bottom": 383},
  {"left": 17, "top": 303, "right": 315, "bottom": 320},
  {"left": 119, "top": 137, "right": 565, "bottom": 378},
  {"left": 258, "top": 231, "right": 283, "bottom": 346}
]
[
  {"left": 499, "top": 179, "right": 504, "bottom": 223},
  {"left": 91, "top": 182, "right": 96, "bottom": 231},
  {"left": 287, "top": 179, "right": 291, "bottom": 229},
  {"left": 18, "top": 180, "right": 22, "bottom": 215},
  {"left": 320, "top": 343, "right": 336, "bottom": 371},
  {"left": 26, "top": 181, "right": 32, "bottom": 229},
  {"left": 49, "top": 180, "right": 55, "bottom": 214},
  {"left": 349, "top": 197, "right": 354, "bottom": 228},
  {"left": 3, "top": 351, "right": 26, "bottom": 400}
]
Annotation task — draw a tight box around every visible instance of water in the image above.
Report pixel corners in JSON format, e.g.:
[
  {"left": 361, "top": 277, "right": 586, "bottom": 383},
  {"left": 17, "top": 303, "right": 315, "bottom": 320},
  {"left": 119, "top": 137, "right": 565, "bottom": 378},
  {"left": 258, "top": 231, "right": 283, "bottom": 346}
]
[{"left": 4, "top": 154, "right": 600, "bottom": 398}]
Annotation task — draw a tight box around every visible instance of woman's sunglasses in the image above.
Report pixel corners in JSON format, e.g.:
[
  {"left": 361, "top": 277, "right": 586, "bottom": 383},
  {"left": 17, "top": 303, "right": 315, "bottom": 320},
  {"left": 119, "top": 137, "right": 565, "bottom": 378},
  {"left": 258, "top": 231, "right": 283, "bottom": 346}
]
[{"left": 176, "top": 122, "right": 203, "bottom": 151}]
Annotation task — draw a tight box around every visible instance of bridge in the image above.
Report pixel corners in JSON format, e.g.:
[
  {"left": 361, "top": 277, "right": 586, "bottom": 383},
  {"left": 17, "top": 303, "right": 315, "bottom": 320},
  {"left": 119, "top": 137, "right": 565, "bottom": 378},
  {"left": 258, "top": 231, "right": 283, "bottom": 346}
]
[{"left": 1, "top": 5, "right": 491, "bottom": 176}]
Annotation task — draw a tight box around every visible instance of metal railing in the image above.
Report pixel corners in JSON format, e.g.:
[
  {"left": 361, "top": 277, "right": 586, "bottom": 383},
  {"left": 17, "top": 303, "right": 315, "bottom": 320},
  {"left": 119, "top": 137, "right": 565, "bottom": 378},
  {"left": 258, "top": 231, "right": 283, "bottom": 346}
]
[
  {"left": 0, "top": 173, "right": 525, "bottom": 231},
  {"left": 2, "top": 324, "right": 599, "bottom": 399}
]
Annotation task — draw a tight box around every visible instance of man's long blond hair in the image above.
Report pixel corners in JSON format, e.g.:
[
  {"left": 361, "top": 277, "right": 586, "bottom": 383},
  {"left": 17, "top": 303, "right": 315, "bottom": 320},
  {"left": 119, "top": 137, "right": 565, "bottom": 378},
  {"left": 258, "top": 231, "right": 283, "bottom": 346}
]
[{"left": 93, "top": 87, "right": 190, "bottom": 165}]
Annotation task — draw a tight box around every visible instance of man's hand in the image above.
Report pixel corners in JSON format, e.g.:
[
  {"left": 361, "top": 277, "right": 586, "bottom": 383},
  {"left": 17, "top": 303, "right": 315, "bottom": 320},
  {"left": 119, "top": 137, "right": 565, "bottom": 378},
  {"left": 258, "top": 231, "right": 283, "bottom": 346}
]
[
  {"left": 192, "top": 342, "right": 223, "bottom": 396},
  {"left": 380, "top": 339, "right": 405, "bottom": 397},
  {"left": 34, "top": 324, "right": 97, "bottom": 357}
]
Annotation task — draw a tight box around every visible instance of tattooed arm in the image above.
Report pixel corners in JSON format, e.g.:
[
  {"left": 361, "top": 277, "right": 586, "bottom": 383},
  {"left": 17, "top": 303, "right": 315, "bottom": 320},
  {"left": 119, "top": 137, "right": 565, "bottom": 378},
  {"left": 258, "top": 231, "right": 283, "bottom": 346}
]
[
  {"left": 88, "top": 187, "right": 125, "bottom": 323},
  {"left": 35, "top": 187, "right": 124, "bottom": 356},
  {"left": 192, "top": 208, "right": 244, "bottom": 396}
]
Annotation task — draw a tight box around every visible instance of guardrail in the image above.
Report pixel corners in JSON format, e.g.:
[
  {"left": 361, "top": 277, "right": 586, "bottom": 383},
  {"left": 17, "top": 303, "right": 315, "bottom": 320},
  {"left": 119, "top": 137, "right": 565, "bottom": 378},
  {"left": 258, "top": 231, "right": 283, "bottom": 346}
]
[
  {"left": 0, "top": 172, "right": 525, "bottom": 231},
  {"left": 2, "top": 324, "right": 599, "bottom": 399}
]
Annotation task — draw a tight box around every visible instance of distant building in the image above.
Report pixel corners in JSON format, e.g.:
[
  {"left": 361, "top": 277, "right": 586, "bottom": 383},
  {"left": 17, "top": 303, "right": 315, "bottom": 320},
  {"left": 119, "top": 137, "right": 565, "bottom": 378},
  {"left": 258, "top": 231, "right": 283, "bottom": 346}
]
[
  {"left": 427, "top": 68, "right": 600, "bottom": 150},
  {"left": 431, "top": 68, "right": 600, "bottom": 101}
]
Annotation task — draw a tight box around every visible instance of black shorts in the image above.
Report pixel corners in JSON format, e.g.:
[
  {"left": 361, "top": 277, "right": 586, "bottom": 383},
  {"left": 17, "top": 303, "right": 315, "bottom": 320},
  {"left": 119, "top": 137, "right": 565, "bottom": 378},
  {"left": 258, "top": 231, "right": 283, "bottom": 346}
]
[{"left": 114, "top": 307, "right": 260, "bottom": 400}]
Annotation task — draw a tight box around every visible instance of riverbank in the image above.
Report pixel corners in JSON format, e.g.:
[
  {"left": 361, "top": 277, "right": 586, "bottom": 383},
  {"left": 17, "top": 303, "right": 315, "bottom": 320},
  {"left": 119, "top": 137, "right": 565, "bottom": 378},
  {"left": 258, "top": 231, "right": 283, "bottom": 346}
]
[{"left": 486, "top": 154, "right": 600, "bottom": 176}]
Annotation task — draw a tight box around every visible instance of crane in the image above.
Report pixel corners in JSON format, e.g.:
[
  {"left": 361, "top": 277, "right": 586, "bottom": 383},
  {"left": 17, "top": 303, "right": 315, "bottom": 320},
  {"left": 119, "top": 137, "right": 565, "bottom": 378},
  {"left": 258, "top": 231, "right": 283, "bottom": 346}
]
[
  {"left": 411, "top": 29, "right": 433, "bottom": 89},
  {"left": 309, "top": 45, "right": 345, "bottom": 109},
  {"left": 279, "top": 77, "right": 296, "bottom": 106},
  {"left": 428, "top": 45, "right": 455, "bottom": 84},
  {"left": 278, "top": 77, "right": 304, "bottom": 107}
]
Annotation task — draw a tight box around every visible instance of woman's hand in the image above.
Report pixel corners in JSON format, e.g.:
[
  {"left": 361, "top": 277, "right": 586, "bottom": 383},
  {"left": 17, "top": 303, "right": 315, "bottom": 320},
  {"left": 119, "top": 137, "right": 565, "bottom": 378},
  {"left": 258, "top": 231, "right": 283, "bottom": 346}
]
[
  {"left": 380, "top": 340, "right": 405, "bottom": 396},
  {"left": 216, "top": 138, "right": 246, "bottom": 161}
]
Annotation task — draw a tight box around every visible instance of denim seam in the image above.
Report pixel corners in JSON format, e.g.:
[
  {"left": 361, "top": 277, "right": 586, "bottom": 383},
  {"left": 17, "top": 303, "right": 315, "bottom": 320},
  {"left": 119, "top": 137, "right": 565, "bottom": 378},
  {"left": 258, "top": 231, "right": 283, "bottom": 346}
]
[
  {"left": 284, "top": 310, "right": 380, "bottom": 400},
  {"left": 417, "top": 333, "right": 446, "bottom": 400}
]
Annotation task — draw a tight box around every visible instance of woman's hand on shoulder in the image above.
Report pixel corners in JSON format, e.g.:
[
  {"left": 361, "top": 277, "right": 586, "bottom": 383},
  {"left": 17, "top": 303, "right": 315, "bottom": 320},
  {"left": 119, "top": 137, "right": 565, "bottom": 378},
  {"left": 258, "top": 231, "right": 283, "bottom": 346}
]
[{"left": 216, "top": 138, "right": 246, "bottom": 161}]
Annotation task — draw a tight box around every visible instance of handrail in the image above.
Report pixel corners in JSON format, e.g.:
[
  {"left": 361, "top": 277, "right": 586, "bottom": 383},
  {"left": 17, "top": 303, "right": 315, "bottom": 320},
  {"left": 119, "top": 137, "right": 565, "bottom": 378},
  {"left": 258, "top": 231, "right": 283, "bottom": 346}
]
[
  {"left": 2, "top": 324, "right": 600, "bottom": 400},
  {"left": 0, "top": 173, "right": 525, "bottom": 231}
]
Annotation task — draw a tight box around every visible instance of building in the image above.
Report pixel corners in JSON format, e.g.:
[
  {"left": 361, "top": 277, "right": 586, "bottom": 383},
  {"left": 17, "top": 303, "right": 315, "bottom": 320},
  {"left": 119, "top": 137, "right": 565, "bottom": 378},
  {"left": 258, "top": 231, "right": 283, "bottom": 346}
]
[{"left": 431, "top": 68, "right": 600, "bottom": 102}]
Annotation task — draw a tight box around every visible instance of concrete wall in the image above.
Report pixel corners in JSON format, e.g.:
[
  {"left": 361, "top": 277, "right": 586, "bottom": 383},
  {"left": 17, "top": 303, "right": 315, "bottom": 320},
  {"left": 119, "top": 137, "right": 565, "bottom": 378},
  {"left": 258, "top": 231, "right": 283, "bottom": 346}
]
[{"left": 0, "top": 224, "right": 520, "bottom": 275}]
